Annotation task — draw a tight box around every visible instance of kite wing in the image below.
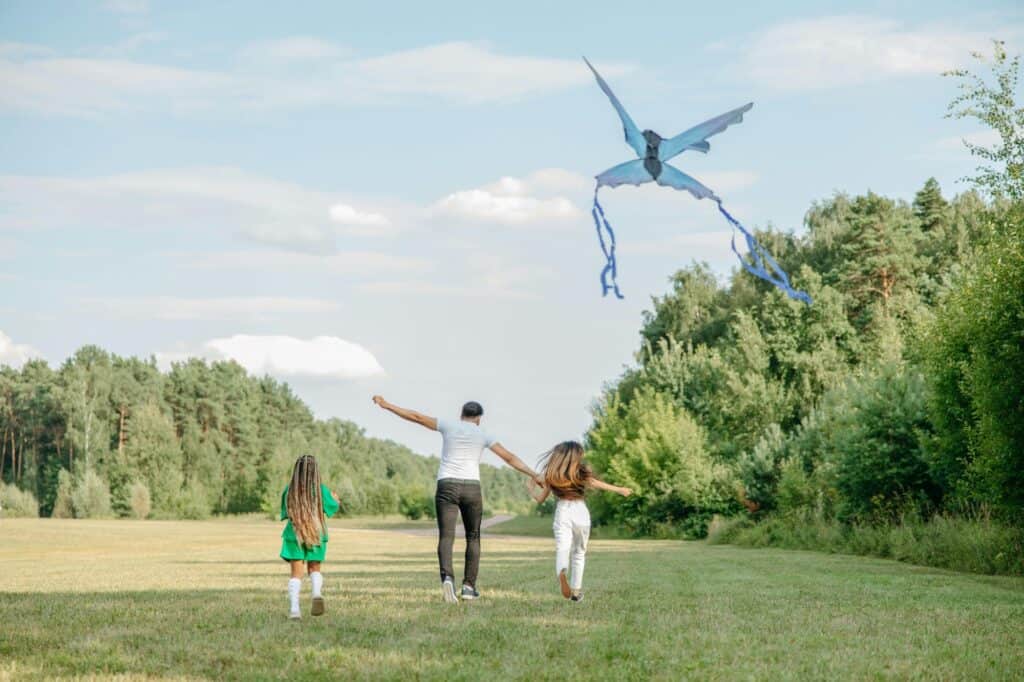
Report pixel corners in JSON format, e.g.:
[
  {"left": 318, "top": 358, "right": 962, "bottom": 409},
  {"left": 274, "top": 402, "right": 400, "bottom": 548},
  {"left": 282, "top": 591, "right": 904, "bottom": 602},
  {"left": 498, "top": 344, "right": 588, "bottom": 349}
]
[
  {"left": 584, "top": 57, "right": 646, "bottom": 158},
  {"left": 656, "top": 163, "right": 718, "bottom": 201},
  {"left": 596, "top": 159, "right": 654, "bottom": 189},
  {"left": 658, "top": 102, "right": 754, "bottom": 161}
]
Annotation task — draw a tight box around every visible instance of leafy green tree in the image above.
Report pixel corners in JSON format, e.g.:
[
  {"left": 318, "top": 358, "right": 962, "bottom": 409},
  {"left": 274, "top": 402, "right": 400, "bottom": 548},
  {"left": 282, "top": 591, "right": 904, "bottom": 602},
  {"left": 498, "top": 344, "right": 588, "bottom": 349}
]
[
  {"left": 72, "top": 469, "right": 112, "bottom": 519},
  {"left": 587, "top": 388, "right": 720, "bottom": 533},
  {"left": 51, "top": 468, "right": 74, "bottom": 518},
  {"left": 129, "top": 481, "right": 151, "bottom": 519},
  {"left": 59, "top": 347, "right": 113, "bottom": 474},
  {"left": 922, "top": 205, "right": 1024, "bottom": 520},
  {"left": 639, "top": 264, "right": 735, "bottom": 359},
  {"left": 363, "top": 481, "right": 399, "bottom": 516},
  {"left": 825, "top": 366, "right": 937, "bottom": 522},
  {"left": 123, "top": 403, "right": 183, "bottom": 515},
  {"left": 836, "top": 193, "right": 923, "bottom": 333},
  {"left": 945, "top": 41, "right": 1024, "bottom": 201}
]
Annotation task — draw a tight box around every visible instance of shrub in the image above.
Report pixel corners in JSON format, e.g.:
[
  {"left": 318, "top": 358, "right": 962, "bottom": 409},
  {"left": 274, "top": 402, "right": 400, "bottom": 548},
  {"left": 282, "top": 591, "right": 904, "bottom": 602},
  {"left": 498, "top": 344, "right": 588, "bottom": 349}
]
[
  {"left": 705, "top": 515, "right": 753, "bottom": 545},
  {"left": 828, "top": 366, "right": 937, "bottom": 522},
  {"left": 175, "top": 482, "right": 210, "bottom": 520},
  {"left": 129, "top": 481, "right": 151, "bottom": 519},
  {"left": 398, "top": 487, "right": 435, "bottom": 520},
  {"left": 734, "top": 424, "right": 787, "bottom": 513},
  {"left": 0, "top": 483, "right": 40, "bottom": 518},
  {"left": 50, "top": 469, "right": 74, "bottom": 518},
  {"left": 775, "top": 458, "right": 818, "bottom": 515},
  {"left": 363, "top": 481, "right": 399, "bottom": 516},
  {"left": 718, "top": 511, "right": 1024, "bottom": 576},
  {"left": 333, "top": 478, "right": 364, "bottom": 516},
  {"left": 72, "top": 470, "right": 113, "bottom": 519}
]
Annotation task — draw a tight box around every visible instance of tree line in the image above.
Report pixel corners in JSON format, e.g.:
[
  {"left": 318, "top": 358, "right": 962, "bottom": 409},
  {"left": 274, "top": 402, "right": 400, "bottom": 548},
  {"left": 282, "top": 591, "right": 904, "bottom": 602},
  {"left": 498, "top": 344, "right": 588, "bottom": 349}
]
[{"left": 0, "top": 352, "right": 532, "bottom": 519}]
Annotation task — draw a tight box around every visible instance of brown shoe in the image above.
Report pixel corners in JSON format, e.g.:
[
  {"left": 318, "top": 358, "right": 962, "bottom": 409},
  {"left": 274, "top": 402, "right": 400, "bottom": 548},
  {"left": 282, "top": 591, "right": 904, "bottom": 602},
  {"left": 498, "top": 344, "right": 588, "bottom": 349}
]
[
  {"left": 311, "top": 596, "right": 325, "bottom": 616},
  {"left": 559, "top": 570, "right": 571, "bottom": 599}
]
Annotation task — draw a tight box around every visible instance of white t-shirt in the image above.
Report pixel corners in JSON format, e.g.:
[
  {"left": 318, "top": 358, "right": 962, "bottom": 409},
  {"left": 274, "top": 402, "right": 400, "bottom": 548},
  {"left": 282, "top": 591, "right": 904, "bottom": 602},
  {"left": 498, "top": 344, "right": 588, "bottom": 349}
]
[{"left": 435, "top": 418, "right": 497, "bottom": 481}]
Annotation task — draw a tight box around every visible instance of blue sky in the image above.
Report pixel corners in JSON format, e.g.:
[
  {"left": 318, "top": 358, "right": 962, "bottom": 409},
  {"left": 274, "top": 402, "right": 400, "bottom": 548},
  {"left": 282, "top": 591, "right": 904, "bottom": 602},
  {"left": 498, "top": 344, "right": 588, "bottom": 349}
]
[{"left": 0, "top": 0, "right": 1020, "bottom": 464}]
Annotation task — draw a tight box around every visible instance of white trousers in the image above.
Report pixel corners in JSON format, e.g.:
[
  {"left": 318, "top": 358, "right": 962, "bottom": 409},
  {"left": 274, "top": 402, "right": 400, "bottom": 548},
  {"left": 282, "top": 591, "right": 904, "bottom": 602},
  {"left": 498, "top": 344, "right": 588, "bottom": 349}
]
[{"left": 553, "top": 499, "right": 591, "bottom": 590}]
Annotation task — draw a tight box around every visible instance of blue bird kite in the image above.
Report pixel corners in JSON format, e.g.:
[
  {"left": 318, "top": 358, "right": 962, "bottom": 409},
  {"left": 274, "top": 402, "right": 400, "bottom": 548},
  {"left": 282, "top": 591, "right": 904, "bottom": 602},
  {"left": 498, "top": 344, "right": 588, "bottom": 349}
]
[{"left": 585, "top": 57, "right": 811, "bottom": 304}]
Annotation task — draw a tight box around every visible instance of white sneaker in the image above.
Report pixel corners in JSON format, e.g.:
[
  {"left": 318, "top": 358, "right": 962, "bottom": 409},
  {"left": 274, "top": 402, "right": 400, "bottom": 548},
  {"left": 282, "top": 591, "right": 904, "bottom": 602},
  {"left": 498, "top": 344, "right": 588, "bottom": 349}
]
[{"left": 441, "top": 578, "right": 458, "bottom": 604}]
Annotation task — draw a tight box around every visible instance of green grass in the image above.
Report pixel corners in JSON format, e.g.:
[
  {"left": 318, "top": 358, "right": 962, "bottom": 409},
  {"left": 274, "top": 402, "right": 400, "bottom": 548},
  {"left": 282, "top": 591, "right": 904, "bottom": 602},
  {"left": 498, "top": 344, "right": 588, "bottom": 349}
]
[
  {"left": 487, "top": 515, "right": 634, "bottom": 539},
  {"left": 709, "top": 513, "right": 1024, "bottom": 576},
  {"left": 485, "top": 514, "right": 553, "bottom": 536},
  {"left": 2, "top": 518, "right": 1024, "bottom": 681}
]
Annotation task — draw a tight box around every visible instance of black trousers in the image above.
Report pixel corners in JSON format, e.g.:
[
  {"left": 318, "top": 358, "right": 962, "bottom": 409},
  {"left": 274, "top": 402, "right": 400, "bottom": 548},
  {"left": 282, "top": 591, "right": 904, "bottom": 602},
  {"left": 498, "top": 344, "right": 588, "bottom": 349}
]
[{"left": 435, "top": 478, "right": 483, "bottom": 588}]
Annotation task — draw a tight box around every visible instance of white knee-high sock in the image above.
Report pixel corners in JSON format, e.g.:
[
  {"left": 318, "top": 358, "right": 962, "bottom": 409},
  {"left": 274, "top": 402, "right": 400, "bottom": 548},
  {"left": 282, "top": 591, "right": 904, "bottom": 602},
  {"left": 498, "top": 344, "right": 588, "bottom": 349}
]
[
  {"left": 310, "top": 571, "right": 323, "bottom": 598},
  {"left": 288, "top": 578, "right": 302, "bottom": 612}
]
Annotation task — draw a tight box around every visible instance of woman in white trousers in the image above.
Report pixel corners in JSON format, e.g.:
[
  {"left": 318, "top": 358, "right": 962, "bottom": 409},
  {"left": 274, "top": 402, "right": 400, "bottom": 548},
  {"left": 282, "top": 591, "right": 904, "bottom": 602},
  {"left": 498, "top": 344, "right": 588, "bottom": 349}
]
[{"left": 531, "top": 441, "right": 632, "bottom": 601}]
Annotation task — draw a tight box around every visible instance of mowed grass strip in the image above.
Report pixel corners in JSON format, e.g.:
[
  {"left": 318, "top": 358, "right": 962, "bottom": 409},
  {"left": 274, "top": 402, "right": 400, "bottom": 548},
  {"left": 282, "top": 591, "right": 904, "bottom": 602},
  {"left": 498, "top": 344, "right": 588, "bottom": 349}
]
[{"left": 1, "top": 518, "right": 1023, "bottom": 681}]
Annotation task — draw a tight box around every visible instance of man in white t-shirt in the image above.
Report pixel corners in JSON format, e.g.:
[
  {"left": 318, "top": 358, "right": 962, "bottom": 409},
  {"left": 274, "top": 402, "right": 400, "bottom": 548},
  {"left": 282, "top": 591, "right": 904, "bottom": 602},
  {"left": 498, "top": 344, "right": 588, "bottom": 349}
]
[{"left": 372, "top": 395, "right": 542, "bottom": 603}]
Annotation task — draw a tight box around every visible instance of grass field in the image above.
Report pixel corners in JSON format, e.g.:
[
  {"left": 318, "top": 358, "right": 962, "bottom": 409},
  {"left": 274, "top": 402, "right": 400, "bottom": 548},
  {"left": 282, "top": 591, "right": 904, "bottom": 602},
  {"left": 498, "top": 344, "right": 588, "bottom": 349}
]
[{"left": 2, "top": 518, "right": 1023, "bottom": 681}]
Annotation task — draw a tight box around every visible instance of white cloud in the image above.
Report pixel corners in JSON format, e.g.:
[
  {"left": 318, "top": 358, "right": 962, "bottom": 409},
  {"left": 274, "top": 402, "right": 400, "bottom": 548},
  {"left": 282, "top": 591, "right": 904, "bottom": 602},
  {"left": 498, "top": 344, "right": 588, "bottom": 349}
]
[
  {"left": 0, "top": 41, "right": 631, "bottom": 116},
  {"left": 0, "top": 56, "right": 232, "bottom": 116},
  {"left": 742, "top": 16, "right": 1002, "bottom": 91},
  {"left": 242, "top": 37, "right": 348, "bottom": 62},
  {"left": 431, "top": 168, "right": 587, "bottom": 226},
  {"left": 185, "top": 249, "right": 430, "bottom": 275},
  {"left": 433, "top": 191, "right": 579, "bottom": 226},
  {"left": 360, "top": 253, "right": 553, "bottom": 300},
  {"left": 91, "top": 32, "right": 167, "bottom": 58},
  {"left": 329, "top": 203, "right": 390, "bottom": 229},
  {"left": 0, "top": 331, "right": 42, "bottom": 368},
  {"left": 348, "top": 42, "right": 621, "bottom": 103},
  {"left": 0, "top": 167, "right": 394, "bottom": 251},
  {"left": 158, "top": 335, "right": 384, "bottom": 379},
  {"left": 82, "top": 296, "right": 341, "bottom": 321}
]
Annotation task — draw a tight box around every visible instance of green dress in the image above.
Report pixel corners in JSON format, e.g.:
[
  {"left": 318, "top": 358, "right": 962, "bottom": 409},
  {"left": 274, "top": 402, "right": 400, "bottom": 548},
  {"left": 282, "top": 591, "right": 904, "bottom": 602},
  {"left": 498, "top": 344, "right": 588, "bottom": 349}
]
[{"left": 279, "top": 483, "right": 339, "bottom": 562}]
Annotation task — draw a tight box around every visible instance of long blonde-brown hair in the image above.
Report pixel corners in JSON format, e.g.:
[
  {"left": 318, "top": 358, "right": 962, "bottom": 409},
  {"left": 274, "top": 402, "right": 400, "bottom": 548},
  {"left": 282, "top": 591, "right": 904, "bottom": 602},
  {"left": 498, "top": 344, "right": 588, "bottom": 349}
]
[
  {"left": 286, "top": 455, "right": 325, "bottom": 548},
  {"left": 540, "top": 441, "right": 592, "bottom": 499}
]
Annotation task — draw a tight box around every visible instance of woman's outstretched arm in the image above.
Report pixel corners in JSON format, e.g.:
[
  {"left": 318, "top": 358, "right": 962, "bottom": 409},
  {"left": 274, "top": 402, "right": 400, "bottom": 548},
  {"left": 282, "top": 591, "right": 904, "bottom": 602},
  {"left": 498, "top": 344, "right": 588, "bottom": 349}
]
[{"left": 589, "top": 477, "right": 632, "bottom": 497}]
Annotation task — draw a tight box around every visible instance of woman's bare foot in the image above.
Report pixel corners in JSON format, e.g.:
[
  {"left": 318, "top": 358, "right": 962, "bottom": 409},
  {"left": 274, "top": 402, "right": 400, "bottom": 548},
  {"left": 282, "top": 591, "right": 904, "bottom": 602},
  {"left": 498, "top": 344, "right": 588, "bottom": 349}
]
[{"left": 559, "top": 570, "right": 572, "bottom": 599}]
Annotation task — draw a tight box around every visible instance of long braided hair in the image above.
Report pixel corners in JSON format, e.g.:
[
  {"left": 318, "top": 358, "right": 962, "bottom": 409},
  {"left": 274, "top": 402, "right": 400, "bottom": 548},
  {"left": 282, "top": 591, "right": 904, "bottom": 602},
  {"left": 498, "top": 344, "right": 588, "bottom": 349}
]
[
  {"left": 539, "top": 441, "right": 592, "bottom": 500},
  {"left": 286, "top": 455, "right": 325, "bottom": 548}
]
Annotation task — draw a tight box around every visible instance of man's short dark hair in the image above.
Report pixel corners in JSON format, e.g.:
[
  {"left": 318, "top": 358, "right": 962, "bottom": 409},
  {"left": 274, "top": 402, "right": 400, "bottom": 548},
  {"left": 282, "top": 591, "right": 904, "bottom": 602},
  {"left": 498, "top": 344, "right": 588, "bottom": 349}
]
[{"left": 461, "top": 401, "right": 484, "bottom": 419}]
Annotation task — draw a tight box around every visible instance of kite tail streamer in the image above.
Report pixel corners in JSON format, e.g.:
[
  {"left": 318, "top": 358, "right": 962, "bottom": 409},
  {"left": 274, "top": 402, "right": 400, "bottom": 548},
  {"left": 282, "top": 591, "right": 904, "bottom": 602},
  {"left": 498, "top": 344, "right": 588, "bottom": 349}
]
[
  {"left": 714, "top": 199, "right": 812, "bottom": 305},
  {"left": 592, "top": 187, "right": 624, "bottom": 299}
]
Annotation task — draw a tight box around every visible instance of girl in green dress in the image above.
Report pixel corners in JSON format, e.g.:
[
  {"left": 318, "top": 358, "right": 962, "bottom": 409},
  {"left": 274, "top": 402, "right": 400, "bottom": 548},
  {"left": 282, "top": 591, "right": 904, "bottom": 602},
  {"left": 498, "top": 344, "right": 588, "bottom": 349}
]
[{"left": 281, "top": 454, "right": 340, "bottom": 619}]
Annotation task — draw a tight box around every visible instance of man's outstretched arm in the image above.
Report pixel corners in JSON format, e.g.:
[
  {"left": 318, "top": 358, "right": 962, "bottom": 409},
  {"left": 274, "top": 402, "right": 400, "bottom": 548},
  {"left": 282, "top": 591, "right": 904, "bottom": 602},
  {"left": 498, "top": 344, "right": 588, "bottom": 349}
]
[
  {"left": 372, "top": 396, "right": 438, "bottom": 431},
  {"left": 490, "top": 443, "right": 543, "bottom": 486}
]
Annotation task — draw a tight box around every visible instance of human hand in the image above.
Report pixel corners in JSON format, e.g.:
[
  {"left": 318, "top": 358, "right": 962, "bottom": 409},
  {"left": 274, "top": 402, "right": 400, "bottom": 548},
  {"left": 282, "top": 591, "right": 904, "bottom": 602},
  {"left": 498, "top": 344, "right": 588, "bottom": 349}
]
[
  {"left": 372, "top": 395, "right": 386, "bottom": 407},
  {"left": 620, "top": 487, "right": 633, "bottom": 497}
]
